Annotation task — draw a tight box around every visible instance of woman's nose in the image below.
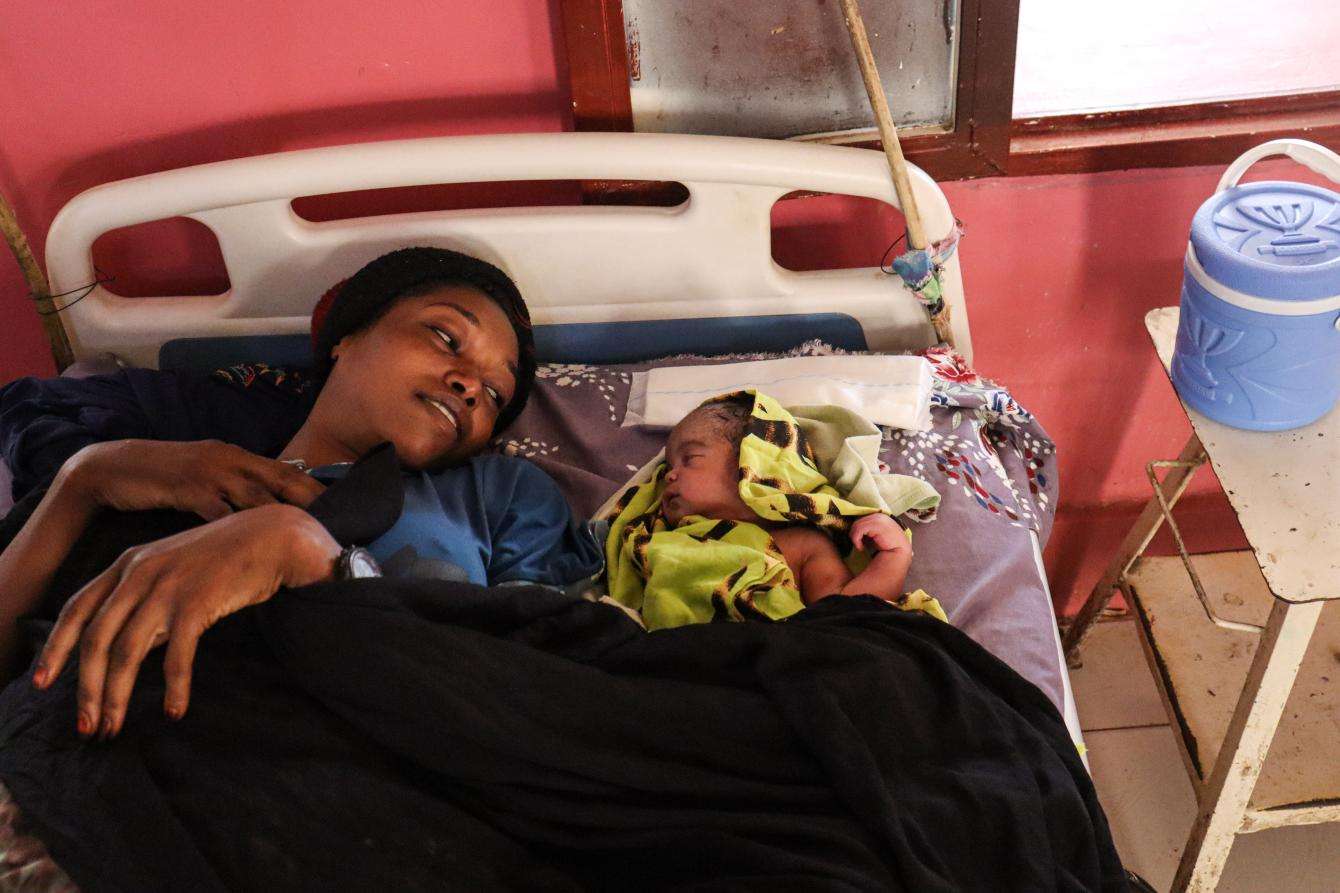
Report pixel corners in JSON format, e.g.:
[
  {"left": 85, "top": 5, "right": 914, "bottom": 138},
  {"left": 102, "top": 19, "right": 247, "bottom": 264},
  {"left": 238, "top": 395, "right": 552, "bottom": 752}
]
[
  {"left": 445, "top": 373, "right": 479, "bottom": 407},
  {"left": 665, "top": 467, "right": 679, "bottom": 483}
]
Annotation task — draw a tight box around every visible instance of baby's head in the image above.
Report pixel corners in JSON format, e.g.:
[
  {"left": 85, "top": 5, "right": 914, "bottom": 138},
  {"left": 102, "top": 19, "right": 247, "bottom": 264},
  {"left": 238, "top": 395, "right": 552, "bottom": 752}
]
[{"left": 662, "top": 395, "right": 753, "bottom": 526}]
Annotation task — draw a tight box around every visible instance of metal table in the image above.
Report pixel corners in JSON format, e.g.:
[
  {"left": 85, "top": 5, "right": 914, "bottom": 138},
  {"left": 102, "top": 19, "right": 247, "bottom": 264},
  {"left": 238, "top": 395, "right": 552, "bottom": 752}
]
[{"left": 1063, "top": 307, "right": 1340, "bottom": 891}]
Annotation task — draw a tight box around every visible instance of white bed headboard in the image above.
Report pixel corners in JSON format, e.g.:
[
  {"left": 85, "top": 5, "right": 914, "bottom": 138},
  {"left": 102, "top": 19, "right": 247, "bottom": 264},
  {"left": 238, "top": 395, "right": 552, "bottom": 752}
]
[{"left": 45, "top": 132, "right": 971, "bottom": 368}]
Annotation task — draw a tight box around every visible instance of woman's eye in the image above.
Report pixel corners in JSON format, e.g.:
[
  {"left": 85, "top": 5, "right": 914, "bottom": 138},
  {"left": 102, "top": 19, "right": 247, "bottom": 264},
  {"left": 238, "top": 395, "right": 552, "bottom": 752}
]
[{"left": 430, "top": 327, "right": 458, "bottom": 351}]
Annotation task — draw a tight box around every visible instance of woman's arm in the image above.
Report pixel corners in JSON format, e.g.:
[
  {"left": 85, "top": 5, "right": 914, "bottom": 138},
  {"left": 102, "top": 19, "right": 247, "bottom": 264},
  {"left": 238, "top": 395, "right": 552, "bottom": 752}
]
[
  {"left": 33, "top": 503, "right": 341, "bottom": 739},
  {"left": 0, "top": 465, "right": 99, "bottom": 678},
  {"left": 0, "top": 440, "right": 324, "bottom": 678},
  {"left": 1, "top": 367, "right": 313, "bottom": 502},
  {"left": 66, "top": 439, "right": 325, "bottom": 519}
]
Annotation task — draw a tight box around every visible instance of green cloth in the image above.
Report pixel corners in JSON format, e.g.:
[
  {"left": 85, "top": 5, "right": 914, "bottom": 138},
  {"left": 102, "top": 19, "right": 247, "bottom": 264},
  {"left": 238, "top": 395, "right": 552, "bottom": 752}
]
[
  {"left": 602, "top": 390, "right": 942, "bottom": 630},
  {"left": 787, "top": 402, "right": 942, "bottom": 520}
]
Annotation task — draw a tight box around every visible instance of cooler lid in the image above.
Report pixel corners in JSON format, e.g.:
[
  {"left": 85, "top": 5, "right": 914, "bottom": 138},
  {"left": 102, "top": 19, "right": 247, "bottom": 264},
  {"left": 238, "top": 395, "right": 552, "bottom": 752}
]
[{"left": 1190, "top": 180, "right": 1340, "bottom": 301}]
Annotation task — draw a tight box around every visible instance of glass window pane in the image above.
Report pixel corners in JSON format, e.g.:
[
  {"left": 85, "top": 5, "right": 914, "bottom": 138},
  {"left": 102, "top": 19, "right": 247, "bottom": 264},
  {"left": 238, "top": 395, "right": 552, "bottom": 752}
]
[
  {"left": 623, "top": 0, "right": 960, "bottom": 139},
  {"left": 1014, "top": 1, "right": 1340, "bottom": 118}
]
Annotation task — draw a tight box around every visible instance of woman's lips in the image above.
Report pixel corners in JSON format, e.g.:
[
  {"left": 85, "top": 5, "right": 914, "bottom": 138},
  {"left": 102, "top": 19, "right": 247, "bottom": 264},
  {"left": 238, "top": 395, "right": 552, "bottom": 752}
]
[{"left": 419, "top": 394, "right": 460, "bottom": 437}]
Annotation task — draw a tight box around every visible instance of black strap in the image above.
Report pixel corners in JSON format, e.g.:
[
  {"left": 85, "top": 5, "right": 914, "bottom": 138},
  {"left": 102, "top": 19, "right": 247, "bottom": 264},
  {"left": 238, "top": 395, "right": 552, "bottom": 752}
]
[{"left": 304, "top": 442, "right": 404, "bottom": 547}]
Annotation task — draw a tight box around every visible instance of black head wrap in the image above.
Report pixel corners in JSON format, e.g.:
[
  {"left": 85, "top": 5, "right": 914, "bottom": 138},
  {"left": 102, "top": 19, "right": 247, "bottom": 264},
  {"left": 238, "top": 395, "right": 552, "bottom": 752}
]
[{"left": 313, "top": 247, "right": 537, "bottom": 435}]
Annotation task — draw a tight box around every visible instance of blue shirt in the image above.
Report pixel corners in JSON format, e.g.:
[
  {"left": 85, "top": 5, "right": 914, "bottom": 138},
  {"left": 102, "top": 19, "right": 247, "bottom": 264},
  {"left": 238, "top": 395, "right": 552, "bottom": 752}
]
[{"left": 312, "top": 454, "right": 602, "bottom": 588}]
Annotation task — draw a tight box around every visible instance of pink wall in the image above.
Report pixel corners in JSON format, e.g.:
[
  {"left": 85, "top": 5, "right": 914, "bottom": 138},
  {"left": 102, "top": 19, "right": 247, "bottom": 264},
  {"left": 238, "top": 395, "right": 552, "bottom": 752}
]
[
  {"left": 1, "top": 2, "right": 1332, "bottom": 611},
  {"left": 0, "top": 0, "right": 574, "bottom": 382}
]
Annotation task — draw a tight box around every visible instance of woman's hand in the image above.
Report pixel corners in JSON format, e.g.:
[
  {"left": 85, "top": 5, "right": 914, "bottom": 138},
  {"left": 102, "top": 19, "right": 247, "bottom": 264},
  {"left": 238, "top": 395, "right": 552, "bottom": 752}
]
[
  {"left": 64, "top": 439, "right": 326, "bottom": 521},
  {"left": 849, "top": 513, "right": 911, "bottom": 554},
  {"left": 31, "top": 504, "right": 341, "bottom": 739}
]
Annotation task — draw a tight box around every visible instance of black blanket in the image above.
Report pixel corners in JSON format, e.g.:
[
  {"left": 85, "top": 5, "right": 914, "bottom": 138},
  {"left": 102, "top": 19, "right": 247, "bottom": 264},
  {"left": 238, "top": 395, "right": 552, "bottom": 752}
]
[
  {"left": 0, "top": 569, "right": 1124, "bottom": 891},
  {"left": 0, "top": 445, "right": 1123, "bottom": 889}
]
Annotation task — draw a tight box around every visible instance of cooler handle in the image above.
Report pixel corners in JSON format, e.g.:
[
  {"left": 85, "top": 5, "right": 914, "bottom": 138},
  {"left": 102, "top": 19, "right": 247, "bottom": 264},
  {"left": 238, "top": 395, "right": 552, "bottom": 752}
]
[{"left": 1217, "top": 138, "right": 1340, "bottom": 194}]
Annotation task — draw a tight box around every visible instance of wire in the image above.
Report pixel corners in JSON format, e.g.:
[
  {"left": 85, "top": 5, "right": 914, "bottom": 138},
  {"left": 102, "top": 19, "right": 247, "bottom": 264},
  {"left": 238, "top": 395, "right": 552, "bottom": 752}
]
[
  {"left": 32, "top": 268, "right": 114, "bottom": 315},
  {"left": 879, "top": 217, "right": 965, "bottom": 275},
  {"left": 879, "top": 232, "right": 909, "bottom": 274}
]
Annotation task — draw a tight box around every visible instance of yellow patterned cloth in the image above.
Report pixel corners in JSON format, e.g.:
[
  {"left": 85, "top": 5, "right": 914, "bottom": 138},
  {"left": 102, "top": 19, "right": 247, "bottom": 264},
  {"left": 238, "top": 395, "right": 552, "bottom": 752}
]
[{"left": 604, "top": 390, "right": 945, "bottom": 630}]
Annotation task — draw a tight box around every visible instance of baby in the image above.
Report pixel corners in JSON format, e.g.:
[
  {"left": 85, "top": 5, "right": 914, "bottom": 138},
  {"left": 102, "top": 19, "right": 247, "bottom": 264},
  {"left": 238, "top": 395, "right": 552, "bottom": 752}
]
[{"left": 661, "top": 396, "right": 913, "bottom": 606}]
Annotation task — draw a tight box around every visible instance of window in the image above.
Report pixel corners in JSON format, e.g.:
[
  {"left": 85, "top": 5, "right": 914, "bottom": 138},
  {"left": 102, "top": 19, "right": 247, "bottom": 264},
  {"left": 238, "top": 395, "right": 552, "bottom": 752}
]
[
  {"left": 620, "top": 0, "right": 959, "bottom": 138},
  {"left": 1014, "top": 0, "right": 1340, "bottom": 117}
]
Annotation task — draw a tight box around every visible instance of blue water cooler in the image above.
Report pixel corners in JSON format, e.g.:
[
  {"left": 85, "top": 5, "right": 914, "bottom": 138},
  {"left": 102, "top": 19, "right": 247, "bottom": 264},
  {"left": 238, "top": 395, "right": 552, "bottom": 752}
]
[{"left": 1172, "top": 139, "right": 1340, "bottom": 431}]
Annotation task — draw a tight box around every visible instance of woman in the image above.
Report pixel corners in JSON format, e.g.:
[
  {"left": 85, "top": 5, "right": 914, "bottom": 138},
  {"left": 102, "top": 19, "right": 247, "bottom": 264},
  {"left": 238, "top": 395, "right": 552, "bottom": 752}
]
[{"left": 0, "top": 247, "right": 600, "bottom": 740}]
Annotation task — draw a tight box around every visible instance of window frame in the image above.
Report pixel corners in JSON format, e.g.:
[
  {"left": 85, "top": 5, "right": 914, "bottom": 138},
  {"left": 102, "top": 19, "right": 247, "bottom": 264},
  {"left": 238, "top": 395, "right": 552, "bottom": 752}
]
[
  {"left": 558, "top": 0, "right": 1340, "bottom": 180},
  {"left": 1010, "top": 88, "right": 1340, "bottom": 175}
]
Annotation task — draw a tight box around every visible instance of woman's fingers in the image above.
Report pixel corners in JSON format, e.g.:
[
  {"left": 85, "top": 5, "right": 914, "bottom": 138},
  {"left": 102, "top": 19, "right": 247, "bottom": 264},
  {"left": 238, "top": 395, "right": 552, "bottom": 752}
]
[
  {"left": 162, "top": 613, "right": 205, "bottom": 721},
  {"left": 267, "top": 466, "right": 326, "bottom": 507},
  {"left": 185, "top": 489, "right": 234, "bottom": 522},
  {"left": 96, "top": 595, "right": 172, "bottom": 739},
  {"left": 75, "top": 557, "right": 164, "bottom": 737},
  {"left": 31, "top": 505, "right": 319, "bottom": 737},
  {"left": 33, "top": 561, "right": 123, "bottom": 692},
  {"left": 233, "top": 456, "right": 325, "bottom": 507},
  {"left": 221, "top": 479, "right": 278, "bottom": 511}
]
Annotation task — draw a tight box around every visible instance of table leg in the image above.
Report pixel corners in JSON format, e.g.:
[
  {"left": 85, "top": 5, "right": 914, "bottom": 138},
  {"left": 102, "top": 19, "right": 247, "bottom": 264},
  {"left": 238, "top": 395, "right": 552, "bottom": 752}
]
[
  {"left": 1171, "top": 598, "right": 1323, "bottom": 892},
  {"left": 1062, "top": 434, "right": 1206, "bottom": 665}
]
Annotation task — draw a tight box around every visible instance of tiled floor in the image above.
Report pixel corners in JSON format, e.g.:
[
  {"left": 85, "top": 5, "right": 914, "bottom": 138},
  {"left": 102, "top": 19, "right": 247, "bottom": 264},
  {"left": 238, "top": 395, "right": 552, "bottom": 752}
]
[{"left": 1071, "top": 619, "right": 1340, "bottom": 892}]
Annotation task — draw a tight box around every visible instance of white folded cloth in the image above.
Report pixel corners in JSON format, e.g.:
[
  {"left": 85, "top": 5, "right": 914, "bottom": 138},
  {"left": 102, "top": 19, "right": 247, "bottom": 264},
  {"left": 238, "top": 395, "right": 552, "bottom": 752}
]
[{"left": 623, "top": 354, "right": 933, "bottom": 432}]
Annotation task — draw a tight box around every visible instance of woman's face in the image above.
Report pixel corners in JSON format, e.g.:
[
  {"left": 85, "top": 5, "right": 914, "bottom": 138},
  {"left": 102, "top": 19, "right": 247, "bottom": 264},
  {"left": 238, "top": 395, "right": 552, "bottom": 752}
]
[{"left": 322, "top": 283, "right": 520, "bottom": 468}]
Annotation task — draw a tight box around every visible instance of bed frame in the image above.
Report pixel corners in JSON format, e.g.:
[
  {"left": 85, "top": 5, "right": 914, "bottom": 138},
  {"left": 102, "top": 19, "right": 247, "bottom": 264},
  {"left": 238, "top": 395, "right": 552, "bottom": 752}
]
[{"left": 44, "top": 132, "right": 970, "bottom": 370}]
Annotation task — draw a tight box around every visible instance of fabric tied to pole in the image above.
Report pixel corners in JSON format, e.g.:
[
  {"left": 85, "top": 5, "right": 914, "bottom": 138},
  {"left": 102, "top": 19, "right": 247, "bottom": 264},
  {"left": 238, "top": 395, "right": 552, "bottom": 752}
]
[{"left": 890, "top": 224, "right": 963, "bottom": 320}]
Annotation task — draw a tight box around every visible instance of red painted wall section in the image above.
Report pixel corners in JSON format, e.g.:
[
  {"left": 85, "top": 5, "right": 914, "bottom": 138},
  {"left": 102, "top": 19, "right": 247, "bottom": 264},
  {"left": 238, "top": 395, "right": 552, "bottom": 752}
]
[{"left": 0, "top": 2, "right": 1332, "bottom": 613}]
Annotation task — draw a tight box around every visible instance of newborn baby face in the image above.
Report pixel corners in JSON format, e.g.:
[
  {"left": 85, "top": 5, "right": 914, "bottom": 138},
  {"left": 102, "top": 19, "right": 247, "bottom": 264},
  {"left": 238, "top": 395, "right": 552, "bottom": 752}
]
[{"left": 662, "top": 416, "right": 752, "bottom": 526}]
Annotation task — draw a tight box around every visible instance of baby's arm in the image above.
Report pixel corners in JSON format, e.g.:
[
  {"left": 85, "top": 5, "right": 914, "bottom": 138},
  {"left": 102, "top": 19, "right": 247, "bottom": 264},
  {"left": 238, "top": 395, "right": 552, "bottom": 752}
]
[
  {"left": 793, "top": 506, "right": 911, "bottom": 606},
  {"left": 844, "top": 514, "right": 913, "bottom": 601},
  {"left": 793, "top": 514, "right": 913, "bottom": 605},
  {"left": 795, "top": 533, "right": 854, "bottom": 606}
]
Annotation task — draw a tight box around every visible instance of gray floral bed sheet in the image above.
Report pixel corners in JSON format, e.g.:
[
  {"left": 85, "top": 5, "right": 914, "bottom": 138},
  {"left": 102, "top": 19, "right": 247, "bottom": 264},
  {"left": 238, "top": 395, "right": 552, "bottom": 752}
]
[{"left": 497, "top": 344, "right": 1065, "bottom": 708}]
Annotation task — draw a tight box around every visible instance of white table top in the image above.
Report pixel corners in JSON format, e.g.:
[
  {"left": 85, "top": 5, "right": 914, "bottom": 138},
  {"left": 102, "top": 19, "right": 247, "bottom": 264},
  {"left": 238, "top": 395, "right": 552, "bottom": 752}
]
[{"left": 1147, "top": 307, "right": 1339, "bottom": 603}]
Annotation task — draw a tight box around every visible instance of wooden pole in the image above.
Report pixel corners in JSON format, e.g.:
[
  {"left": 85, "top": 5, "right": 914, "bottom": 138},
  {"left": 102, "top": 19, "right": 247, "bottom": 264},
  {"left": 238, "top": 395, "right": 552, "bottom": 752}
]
[
  {"left": 838, "top": 0, "right": 927, "bottom": 250},
  {"left": 0, "top": 190, "right": 74, "bottom": 371},
  {"left": 838, "top": 0, "right": 953, "bottom": 346}
]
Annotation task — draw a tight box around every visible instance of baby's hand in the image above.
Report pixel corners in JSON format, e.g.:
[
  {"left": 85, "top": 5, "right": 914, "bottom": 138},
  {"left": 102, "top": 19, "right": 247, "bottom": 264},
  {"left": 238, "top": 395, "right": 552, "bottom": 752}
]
[{"left": 850, "top": 513, "right": 911, "bottom": 553}]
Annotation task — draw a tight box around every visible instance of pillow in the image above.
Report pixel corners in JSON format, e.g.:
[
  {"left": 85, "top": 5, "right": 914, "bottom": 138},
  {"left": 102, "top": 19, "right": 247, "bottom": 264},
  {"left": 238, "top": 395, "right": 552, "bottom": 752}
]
[{"left": 625, "top": 354, "right": 933, "bottom": 431}]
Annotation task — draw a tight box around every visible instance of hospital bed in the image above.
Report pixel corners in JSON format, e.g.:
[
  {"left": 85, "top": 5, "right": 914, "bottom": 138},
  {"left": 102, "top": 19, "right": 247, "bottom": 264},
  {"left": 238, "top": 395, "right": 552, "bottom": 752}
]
[{"left": 0, "top": 131, "right": 1087, "bottom": 884}]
